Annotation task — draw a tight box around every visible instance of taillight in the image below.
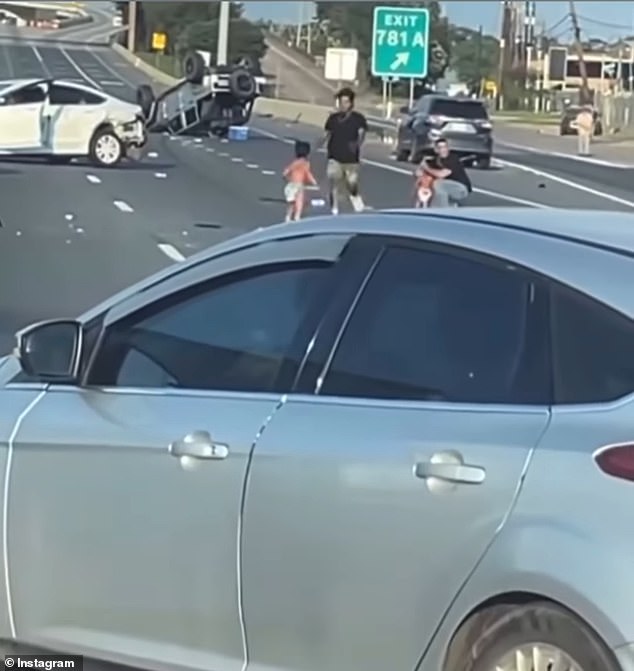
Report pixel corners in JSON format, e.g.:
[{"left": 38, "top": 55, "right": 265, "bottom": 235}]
[
  {"left": 594, "top": 443, "right": 634, "bottom": 482},
  {"left": 476, "top": 120, "right": 492, "bottom": 129}
]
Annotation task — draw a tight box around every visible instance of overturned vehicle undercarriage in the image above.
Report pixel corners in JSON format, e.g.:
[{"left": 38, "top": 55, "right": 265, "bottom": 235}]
[{"left": 137, "top": 51, "right": 265, "bottom": 137}]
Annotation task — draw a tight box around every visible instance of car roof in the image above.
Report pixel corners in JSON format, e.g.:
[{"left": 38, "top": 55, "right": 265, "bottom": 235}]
[{"left": 78, "top": 208, "right": 634, "bottom": 325}]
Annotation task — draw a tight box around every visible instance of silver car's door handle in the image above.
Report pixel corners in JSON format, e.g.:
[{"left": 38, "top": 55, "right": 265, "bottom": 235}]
[
  {"left": 168, "top": 430, "right": 229, "bottom": 460},
  {"left": 415, "top": 461, "right": 486, "bottom": 485}
]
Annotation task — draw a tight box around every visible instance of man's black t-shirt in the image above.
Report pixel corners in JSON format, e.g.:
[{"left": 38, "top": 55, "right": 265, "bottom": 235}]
[
  {"left": 325, "top": 110, "right": 368, "bottom": 163},
  {"left": 428, "top": 153, "right": 472, "bottom": 192}
]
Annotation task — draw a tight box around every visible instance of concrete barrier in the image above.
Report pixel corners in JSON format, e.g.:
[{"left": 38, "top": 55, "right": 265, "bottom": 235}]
[{"left": 111, "top": 43, "right": 397, "bottom": 140}]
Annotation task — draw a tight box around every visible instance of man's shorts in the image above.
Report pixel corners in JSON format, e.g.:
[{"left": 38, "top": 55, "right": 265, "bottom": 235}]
[{"left": 327, "top": 160, "right": 360, "bottom": 189}]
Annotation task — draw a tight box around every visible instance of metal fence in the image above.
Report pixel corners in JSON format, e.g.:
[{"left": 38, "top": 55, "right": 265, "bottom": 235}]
[{"left": 595, "top": 92, "right": 634, "bottom": 133}]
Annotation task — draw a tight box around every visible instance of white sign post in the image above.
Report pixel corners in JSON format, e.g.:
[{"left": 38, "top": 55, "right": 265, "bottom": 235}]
[{"left": 324, "top": 47, "right": 359, "bottom": 83}]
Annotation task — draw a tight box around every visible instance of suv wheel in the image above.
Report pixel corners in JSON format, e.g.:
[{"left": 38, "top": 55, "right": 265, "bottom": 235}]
[
  {"left": 445, "top": 602, "right": 620, "bottom": 671},
  {"left": 395, "top": 147, "right": 410, "bottom": 162},
  {"left": 89, "top": 128, "right": 123, "bottom": 167}
]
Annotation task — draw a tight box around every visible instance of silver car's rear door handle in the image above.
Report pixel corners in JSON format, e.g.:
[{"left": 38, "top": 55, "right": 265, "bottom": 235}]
[
  {"left": 415, "top": 454, "right": 486, "bottom": 485},
  {"left": 168, "top": 431, "right": 229, "bottom": 460}
]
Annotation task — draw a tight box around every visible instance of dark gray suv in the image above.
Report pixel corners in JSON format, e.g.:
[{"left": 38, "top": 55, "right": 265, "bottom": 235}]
[{"left": 395, "top": 95, "right": 493, "bottom": 168}]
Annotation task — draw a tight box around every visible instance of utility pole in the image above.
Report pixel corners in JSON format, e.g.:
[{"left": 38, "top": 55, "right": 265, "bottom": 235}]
[
  {"left": 217, "top": 0, "right": 230, "bottom": 66},
  {"left": 569, "top": 0, "right": 591, "bottom": 103},
  {"left": 295, "top": 2, "right": 303, "bottom": 49},
  {"left": 496, "top": 1, "right": 512, "bottom": 110},
  {"left": 127, "top": 0, "right": 137, "bottom": 53},
  {"left": 476, "top": 25, "right": 483, "bottom": 95}
]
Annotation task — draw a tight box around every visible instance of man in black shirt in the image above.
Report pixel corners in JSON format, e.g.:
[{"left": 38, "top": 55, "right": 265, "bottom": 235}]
[
  {"left": 421, "top": 139, "right": 472, "bottom": 207},
  {"left": 322, "top": 87, "right": 368, "bottom": 215}
]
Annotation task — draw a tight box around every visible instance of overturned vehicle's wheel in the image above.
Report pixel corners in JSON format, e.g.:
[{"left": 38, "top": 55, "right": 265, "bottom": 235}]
[
  {"left": 183, "top": 51, "right": 206, "bottom": 85},
  {"left": 229, "top": 68, "right": 256, "bottom": 100},
  {"left": 136, "top": 84, "right": 155, "bottom": 118}
]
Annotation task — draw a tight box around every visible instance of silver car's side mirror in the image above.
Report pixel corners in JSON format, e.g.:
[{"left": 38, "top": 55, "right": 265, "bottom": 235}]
[{"left": 16, "top": 319, "right": 83, "bottom": 381}]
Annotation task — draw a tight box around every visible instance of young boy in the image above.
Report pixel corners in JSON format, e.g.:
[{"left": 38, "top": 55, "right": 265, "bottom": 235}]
[
  {"left": 283, "top": 140, "right": 318, "bottom": 222},
  {"left": 414, "top": 161, "right": 435, "bottom": 208}
]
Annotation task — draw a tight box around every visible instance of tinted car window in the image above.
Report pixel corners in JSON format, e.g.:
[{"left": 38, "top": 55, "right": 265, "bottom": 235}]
[
  {"left": 49, "top": 84, "right": 104, "bottom": 105},
  {"left": 320, "top": 246, "right": 549, "bottom": 404},
  {"left": 551, "top": 287, "right": 634, "bottom": 404},
  {"left": 429, "top": 99, "right": 488, "bottom": 119},
  {"left": 89, "top": 262, "right": 331, "bottom": 393},
  {"left": 5, "top": 84, "right": 46, "bottom": 105}
]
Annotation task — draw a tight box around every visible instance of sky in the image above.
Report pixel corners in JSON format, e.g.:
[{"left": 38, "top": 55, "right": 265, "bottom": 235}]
[{"left": 242, "top": 1, "right": 634, "bottom": 41}]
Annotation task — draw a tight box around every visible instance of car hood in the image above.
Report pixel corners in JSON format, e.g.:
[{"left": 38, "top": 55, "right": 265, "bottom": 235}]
[{"left": 106, "top": 101, "right": 144, "bottom": 122}]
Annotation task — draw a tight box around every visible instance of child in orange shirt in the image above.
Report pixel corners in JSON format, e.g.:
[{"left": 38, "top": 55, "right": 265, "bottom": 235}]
[
  {"left": 413, "top": 160, "right": 435, "bottom": 208},
  {"left": 283, "top": 140, "right": 318, "bottom": 222}
]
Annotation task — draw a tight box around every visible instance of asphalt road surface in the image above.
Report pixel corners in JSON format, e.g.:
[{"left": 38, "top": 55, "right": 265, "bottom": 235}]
[{"left": 1, "top": 33, "right": 634, "bottom": 356}]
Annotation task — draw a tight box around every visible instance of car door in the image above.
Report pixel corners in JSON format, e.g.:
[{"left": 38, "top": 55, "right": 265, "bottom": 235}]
[
  {"left": 46, "top": 83, "right": 106, "bottom": 153},
  {"left": 0, "top": 82, "right": 46, "bottom": 151},
  {"left": 7, "top": 233, "right": 354, "bottom": 671},
  {"left": 241, "top": 239, "right": 552, "bottom": 671}
]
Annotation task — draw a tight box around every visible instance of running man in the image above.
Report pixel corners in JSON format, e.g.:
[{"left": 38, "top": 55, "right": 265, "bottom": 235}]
[{"left": 322, "top": 87, "right": 368, "bottom": 215}]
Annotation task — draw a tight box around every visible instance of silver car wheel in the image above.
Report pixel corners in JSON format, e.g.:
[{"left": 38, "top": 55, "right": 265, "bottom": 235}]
[
  {"left": 494, "top": 644, "right": 582, "bottom": 671},
  {"left": 94, "top": 134, "right": 121, "bottom": 165}
]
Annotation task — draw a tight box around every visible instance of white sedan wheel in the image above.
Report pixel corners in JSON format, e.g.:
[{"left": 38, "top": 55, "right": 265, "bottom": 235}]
[{"left": 91, "top": 131, "right": 122, "bottom": 166}]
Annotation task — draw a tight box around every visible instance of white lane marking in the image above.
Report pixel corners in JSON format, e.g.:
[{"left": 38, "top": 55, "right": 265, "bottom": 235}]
[
  {"left": 231, "top": 157, "right": 243, "bottom": 162},
  {"left": 206, "top": 148, "right": 215, "bottom": 152},
  {"left": 148, "top": 151, "right": 158, "bottom": 158},
  {"left": 86, "top": 174, "right": 101, "bottom": 184},
  {"left": 360, "top": 158, "right": 547, "bottom": 208},
  {"left": 3, "top": 389, "right": 47, "bottom": 638},
  {"left": 261, "top": 170, "right": 276, "bottom": 175},
  {"left": 246, "top": 163, "right": 259, "bottom": 168},
  {"left": 99, "top": 79, "right": 124, "bottom": 87},
  {"left": 158, "top": 243, "right": 186, "bottom": 262},
  {"left": 496, "top": 157, "right": 634, "bottom": 209},
  {"left": 219, "top": 152, "right": 229, "bottom": 157},
  {"left": 31, "top": 46, "right": 51, "bottom": 77},
  {"left": 114, "top": 200, "right": 134, "bottom": 213},
  {"left": 194, "top": 138, "right": 203, "bottom": 144},
  {"left": 64, "top": 213, "right": 74, "bottom": 221},
  {"left": 498, "top": 141, "right": 634, "bottom": 169},
  {"left": 253, "top": 126, "right": 547, "bottom": 208},
  {"left": 60, "top": 48, "right": 102, "bottom": 89},
  {"left": 88, "top": 48, "right": 138, "bottom": 89},
  {"left": 221, "top": 139, "right": 229, "bottom": 143},
  {"left": 154, "top": 172, "right": 167, "bottom": 178}
]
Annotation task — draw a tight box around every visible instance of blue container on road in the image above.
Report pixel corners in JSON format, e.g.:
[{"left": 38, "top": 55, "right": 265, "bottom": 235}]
[{"left": 229, "top": 126, "right": 249, "bottom": 141}]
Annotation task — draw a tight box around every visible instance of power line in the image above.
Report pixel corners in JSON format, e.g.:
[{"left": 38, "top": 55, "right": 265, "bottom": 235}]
[{"left": 576, "top": 14, "right": 634, "bottom": 31}]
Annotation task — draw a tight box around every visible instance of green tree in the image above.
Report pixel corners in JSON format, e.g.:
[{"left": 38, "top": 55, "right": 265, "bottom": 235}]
[
  {"left": 315, "top": 1, "right": 449, "bottom": 83},
  {"left": 139, "top": 1, "right": 266, "bottom": 65},
  {"left": 450, "top": 27, "right": 499, "bottom": 91}
]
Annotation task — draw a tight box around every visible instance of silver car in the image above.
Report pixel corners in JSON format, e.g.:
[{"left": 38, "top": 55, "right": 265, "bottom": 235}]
[{"left": 0, "top": 208, "right": 633, "bottom": 671}]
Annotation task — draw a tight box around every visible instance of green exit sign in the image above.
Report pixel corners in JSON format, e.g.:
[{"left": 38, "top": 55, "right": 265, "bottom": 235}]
[{"left": 371, "top": 6, "right": 430, "bottom": 78}]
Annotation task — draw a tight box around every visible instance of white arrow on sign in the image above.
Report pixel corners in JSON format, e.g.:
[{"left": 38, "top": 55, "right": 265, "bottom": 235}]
[{"left": 390, "top": 52, "right": 410, "bottom": 70}]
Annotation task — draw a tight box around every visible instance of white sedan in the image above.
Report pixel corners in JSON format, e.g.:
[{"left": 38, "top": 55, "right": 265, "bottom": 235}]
[{"left": 0, "top": 78, "right": 147, "bottom": 167}]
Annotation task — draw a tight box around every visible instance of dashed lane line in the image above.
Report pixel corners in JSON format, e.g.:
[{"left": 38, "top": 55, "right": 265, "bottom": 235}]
[
  {"left": 158, "top": 243, "right": 186, "bottom": 262},
  {"left": 246, "top": 163, "right": 259, "bottom": 169},
  {"left": 154, "top": 172, "right": 167, "bottom": 179},
  {"left": 86, "top": 175, "right": 101, "bottom": 184},
  {"left": 261, "top": 170, "right": 276, "bottom": 175},
  {"left": 113, "top": 200, "right": 134, "bottom": 213}
]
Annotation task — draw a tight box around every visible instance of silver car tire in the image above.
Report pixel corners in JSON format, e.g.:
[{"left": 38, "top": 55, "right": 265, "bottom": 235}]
[
  {"left": 444, "top": 602, "right": 620, "bottom": 671},
  {"left": 89, "top": 128, "right": 123, "bottom": 168}
]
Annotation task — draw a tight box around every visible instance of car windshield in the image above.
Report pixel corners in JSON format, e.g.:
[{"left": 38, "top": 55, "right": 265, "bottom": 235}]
[{"left": 430, "top": 100, "right": 488, "bottom": 119}]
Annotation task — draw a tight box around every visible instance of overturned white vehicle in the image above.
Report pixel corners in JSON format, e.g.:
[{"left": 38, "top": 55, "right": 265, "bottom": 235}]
[
  {"left": 0, "top": 78, "right": 146, "bottom": 167},
  {"left": 138, "top": 52, "right": 265, "bottom": 137}
]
